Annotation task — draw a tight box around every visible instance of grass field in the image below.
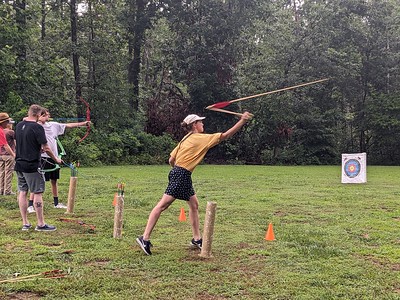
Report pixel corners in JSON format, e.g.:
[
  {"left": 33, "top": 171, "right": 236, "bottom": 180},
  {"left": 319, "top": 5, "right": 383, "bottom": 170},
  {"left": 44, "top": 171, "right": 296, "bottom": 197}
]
[{"left": 0, "top": 165, "right": 399, "bottom": 299}]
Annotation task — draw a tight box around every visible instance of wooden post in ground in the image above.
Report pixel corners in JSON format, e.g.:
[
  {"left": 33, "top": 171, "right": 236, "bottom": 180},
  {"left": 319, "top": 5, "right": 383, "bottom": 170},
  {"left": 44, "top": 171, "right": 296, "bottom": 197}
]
[
  {"left": 199, "top": 201, "right": 217, "bottom": 258},
  {"left": 66, "top": 176, "right": 77, "bottom": 214},
  {"left": 113, "top": 194, "right": 124, "bottom": 238}
]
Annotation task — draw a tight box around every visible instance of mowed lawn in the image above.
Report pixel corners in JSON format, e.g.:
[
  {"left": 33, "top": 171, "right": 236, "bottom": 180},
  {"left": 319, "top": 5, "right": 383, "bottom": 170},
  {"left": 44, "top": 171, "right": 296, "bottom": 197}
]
[{"left": 0, "top": 165, "right": 399, "bottom": 299}]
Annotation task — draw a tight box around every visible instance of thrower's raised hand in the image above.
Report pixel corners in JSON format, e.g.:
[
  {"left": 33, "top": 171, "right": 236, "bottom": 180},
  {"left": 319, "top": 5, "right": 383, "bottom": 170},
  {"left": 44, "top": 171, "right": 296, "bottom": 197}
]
[
  {"left": 241, "top": 111, "right": 253, "bottom": 121},
  {"left": 220, "top": 111, "right": 253, "bottom": 141}
]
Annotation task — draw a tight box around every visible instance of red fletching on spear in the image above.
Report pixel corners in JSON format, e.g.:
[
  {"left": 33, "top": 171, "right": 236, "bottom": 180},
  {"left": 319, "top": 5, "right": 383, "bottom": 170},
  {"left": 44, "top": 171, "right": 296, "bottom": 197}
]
[{"left": 206, "top": 101, "right": 232, "bottom": 109}]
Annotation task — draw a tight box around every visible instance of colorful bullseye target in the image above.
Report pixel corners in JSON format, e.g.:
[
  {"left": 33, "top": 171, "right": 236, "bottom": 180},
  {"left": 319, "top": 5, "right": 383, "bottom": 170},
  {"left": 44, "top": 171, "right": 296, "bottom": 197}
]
[
  {"left": 344, "top": 159, "right": 361, "bottom": 178},
  {"left": 341, "top": 153, "right": 367, "bottom": 183}
]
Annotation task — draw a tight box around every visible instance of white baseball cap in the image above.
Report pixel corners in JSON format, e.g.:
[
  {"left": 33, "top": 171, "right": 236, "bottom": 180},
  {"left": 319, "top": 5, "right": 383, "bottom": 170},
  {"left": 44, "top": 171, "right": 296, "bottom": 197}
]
[{"left": 183, "top": 114, "right": 205, "bottom": 125}]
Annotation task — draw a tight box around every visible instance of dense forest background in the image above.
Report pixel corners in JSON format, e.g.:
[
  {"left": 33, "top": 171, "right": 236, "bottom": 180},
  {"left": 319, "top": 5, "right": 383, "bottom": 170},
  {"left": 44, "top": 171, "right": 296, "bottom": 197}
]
[{"left": 1, "top": 0, "right": 399, "bottom": 166}]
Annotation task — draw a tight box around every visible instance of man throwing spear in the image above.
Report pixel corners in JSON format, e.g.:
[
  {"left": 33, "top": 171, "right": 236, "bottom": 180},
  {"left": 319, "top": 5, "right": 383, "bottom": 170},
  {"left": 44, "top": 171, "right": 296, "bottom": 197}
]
[{"left": 136, "top": 111, "right": 252, "bottom": 255}]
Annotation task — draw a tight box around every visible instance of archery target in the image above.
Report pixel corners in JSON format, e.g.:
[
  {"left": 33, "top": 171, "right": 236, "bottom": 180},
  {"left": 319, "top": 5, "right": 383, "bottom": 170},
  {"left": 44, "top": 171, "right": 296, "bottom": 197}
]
[{"left": 341, "top": 153, "right": 367, "bottom": 183}]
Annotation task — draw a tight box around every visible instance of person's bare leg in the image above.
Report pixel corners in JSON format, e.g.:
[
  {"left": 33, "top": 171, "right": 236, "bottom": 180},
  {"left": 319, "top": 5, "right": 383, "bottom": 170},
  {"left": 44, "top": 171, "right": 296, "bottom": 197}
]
[
  {"left": 0, "top": 160, "right": 5, "bottom": 195},
  {"left": 33, "top": 193, "right": 45, "bottom": 226},
  {"left": 51, "top": 179, "right": 57, "bottom": 197},
  {"left": 143, "top": 194, "right": 175, "bottom": 240},
  {"left": 188, "top": 194, "right": 201, "bottom": 240},
  {"left": 18, "top": 190, "right": 29, "bottom": 225}
]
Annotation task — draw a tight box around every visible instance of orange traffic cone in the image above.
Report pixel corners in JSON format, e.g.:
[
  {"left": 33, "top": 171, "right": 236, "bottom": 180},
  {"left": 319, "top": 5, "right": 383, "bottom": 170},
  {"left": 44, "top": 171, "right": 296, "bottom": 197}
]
[
  {"left": 265, "top": 223, "right": 275, "bottom": 241},
  {"left": 112, "top": 193, "right": 117, "bottom": 207},
  {"left": 179, "top": 207, "right": 186, "bottom": 222}
]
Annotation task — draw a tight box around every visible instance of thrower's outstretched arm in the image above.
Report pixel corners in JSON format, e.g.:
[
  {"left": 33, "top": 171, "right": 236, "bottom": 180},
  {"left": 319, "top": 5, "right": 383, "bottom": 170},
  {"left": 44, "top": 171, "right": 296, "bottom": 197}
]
[{"left": 220, "top": 111, "right": 252, "bottom": 141}]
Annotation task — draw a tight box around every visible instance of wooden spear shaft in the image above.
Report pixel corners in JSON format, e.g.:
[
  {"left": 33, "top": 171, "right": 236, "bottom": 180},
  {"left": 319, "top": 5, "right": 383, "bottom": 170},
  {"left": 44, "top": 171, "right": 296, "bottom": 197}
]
[
  {"left": 230, "top": 78, "right": 329, "bottom": 104},
  {"left": 208, "top": 107, "right": 244, "bottom": 116},
  {"left": 208, "top": 107, "right": 254, "bottom": 118},
  {"left": 205, "top": 78, "right": 329, "bottom": 109}
]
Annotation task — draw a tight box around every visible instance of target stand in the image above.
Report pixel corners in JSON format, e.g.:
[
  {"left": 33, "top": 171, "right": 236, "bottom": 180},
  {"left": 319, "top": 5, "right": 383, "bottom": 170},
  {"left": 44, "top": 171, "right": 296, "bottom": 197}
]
[{"left": 341, "top": 153, "right": 367, "bottom": 184}]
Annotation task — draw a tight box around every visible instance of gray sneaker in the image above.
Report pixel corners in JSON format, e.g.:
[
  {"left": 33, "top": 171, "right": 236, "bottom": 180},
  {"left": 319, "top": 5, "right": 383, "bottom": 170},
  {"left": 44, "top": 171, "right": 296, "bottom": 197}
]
[
  {"left": 54, "top": 203, "right": 67, "bottom": 209},
  {"left": 35, "top": 224, "right": 57, "bottom": 232},
  {"left": 22, "top": 224, "right": 32, "bottom": 231}
]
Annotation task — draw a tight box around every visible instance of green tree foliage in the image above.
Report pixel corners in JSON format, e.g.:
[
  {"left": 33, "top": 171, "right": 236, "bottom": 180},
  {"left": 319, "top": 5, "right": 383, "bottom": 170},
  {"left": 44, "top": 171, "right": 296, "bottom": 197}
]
[
  {"left": 1, "top": 0, "right": 400, "bottom": 165},
  {"left": 366, "top": 93, "right": 400, "bottom": 164},
  {"left": 0, "top": 4, "right": 18, "bottom": 107}
]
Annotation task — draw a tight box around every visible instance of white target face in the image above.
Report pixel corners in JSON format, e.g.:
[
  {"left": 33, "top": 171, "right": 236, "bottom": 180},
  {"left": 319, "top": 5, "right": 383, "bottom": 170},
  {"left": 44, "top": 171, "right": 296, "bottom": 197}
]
[{"left": 341, "top": 153, "right": 367, "bottom": 184}]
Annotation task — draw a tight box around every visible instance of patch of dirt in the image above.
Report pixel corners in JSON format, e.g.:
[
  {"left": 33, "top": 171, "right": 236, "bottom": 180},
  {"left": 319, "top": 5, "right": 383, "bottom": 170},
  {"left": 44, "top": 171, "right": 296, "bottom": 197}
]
[
  {"left": 180, "top": 250, "right": 211, "bottom": 262},
  {"left": 61, "top": 249, "right": 75, "bottom": 254},
  {"left": 84, "top": 259, "right": 110, "bottom": 267},
  {"left": 391, "top": 263, "right": 400, "bottom": 271},
  {"left": 5, "top": 243, "right": 14, "bottom": 251},
  {"left": 361, "top": 255, "right": 386, "bottom": 268},
  {"left": 236, "top": 242, "right": 251, "bottom": 249},
  {"left": 358, "top": 254, "right": 400, "bottom": 271},
  {"left": 5, "top": 292, "right": 42, "bottom": 299},
  {"left": 42, "top": 241, "right": 63, "bottom": 247},
  {"left": 274, "top": 210, "right": 286, "bottom": 217},
  {"left": 196, "top": 293, "right": 229, "bottom": 299}
]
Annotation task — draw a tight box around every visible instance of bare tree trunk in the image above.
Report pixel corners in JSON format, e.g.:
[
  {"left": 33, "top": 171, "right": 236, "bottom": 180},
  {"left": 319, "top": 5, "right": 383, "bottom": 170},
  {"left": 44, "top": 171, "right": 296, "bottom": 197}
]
[
  {"left": 127, "top": 0, "right": 146, "bottom": 113},
  {"left": 14, "top": 0, "right": 26, "bottom": 63},
  {"left": 359, "top": 91, "right": 367, "bottom": 153},
  {"left": 87, "top": 0, "right": 97, "bottom": 91},
  {"left": 41, "top": 0, "right": 46, "bottom": 40},
  {"left": 14, "top": 0, "right": 26, "bottom": 94},
  {"left": 70, "top": 0, "right": 82, "bottom": 106}
]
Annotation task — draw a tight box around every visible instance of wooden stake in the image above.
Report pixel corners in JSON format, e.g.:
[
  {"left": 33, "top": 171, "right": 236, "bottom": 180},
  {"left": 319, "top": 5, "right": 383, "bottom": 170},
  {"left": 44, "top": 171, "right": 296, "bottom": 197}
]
[
  {"left": 113, "top": 195, "right": 124, "bottom": 238},
  {"left": 66, "top": 176, "right": 78, "bottom": 214},
  {"left": 199, "top": 201, "right": 217, "bottom": 258}
]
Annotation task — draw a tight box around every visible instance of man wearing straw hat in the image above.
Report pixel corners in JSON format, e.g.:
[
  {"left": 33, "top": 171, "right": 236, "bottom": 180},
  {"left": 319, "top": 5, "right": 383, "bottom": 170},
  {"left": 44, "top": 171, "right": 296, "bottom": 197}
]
[
  {"left": 0, "top": 113, "right": 16, "bottom": 195},
  {"left": 0, "top": 113, "right": 15, "bottom": 158},
  {"left": 0, "top": 113, "right": 16, "bottom": 196},
  {"left": 15, "top": 105, "right": 62, "bottom": 231}
]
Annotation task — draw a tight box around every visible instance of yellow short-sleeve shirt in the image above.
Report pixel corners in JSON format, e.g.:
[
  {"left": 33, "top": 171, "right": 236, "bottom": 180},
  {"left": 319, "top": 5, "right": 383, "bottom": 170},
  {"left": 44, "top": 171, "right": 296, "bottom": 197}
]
[{"left": 170, "top": 133, "right": 222, "bottom": 172}]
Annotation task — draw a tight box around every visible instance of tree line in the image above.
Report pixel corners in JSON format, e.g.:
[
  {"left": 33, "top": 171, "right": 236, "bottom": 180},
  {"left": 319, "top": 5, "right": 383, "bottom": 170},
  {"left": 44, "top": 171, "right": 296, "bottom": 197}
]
[{"left": 1, "top": 0, "right": 399, "bottom": 166}]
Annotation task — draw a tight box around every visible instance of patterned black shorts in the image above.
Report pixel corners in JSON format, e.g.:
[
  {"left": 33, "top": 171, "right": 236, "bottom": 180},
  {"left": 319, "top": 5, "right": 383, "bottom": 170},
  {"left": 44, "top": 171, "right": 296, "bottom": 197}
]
[
  {"left": 165, "top": 167, "right": 195, "bottom": 201},
  {"left": 41, "top": 157, "right": 60, "bottom": 181}
]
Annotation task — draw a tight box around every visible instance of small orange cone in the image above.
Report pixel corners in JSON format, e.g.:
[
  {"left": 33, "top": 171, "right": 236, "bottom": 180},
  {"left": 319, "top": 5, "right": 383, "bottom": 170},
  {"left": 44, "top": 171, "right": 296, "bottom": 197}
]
[
  {"left": 112, "top": 193, "right": 118, "bottom": 207},
  {"left": 179, "top": 207, "right": 186, "bottom": 222},
  {"left": 265, "top": 223, "right": 275, "bottom": 241}
]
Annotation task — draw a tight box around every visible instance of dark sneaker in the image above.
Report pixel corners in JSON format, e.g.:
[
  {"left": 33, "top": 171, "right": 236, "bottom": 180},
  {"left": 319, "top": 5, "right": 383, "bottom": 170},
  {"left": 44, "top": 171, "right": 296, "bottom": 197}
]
[
  {"left": 136, "top": 236, "right": 152, "bottom": 255},
  {"left": 190, "top": 238, "right": 202, "bottom": 249},
  {"left": 21, "top": 224, "right": 32, "bottom": 231},
  {"left": 35, "top": 224, "right": 57, "bottom": 232}
]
